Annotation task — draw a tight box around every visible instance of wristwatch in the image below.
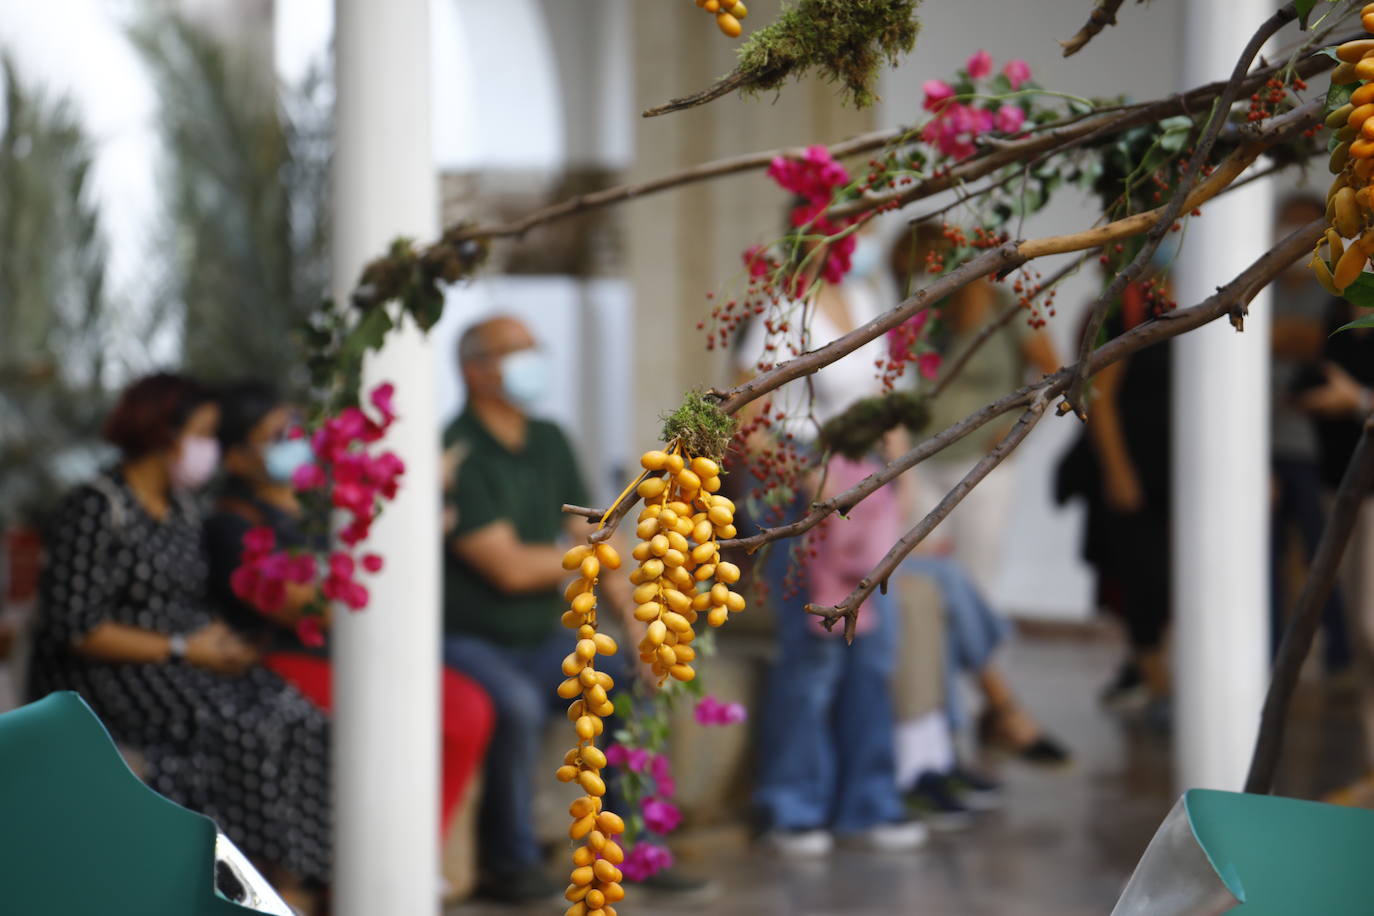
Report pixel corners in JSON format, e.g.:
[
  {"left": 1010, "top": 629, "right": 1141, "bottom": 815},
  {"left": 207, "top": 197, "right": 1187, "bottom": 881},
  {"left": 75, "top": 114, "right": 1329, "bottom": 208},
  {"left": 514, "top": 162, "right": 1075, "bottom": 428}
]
[{"left": 167, "top": 633, "right": 189, "bottom": 663}]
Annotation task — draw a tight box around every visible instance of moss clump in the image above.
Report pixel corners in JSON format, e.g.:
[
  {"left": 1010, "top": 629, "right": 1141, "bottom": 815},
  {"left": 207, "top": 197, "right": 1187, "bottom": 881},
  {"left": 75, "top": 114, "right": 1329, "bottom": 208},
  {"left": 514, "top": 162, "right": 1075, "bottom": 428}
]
[
  {"left": 736, "top": 0, "right": 921, "bottom": 109},
  {"left": 661, "top": 391, "right": 738, "bottom": 461},
  {"left": 818, "top": 391, "right": 928, "bottom": 460}
]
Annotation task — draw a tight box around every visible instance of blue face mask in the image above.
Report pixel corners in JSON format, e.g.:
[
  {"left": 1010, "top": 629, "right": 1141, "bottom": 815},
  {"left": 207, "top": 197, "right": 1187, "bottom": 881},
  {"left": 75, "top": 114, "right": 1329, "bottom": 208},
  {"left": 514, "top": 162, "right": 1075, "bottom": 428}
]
[
  {"left": 499, "top": 349, "right": 548, "bottom": 410},
  {"left": 264, "top": 438, "right": 315, "bottom": 484},
  {"left": 848, "top": 237, "right": 883, "bottom": 280}
]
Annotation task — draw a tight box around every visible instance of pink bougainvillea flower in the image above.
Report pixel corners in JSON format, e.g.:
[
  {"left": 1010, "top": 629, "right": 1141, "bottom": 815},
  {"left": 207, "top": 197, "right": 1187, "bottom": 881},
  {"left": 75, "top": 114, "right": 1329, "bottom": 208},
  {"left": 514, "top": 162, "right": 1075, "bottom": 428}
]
[
  {"left": 743, "top": 244, "right": 775, "bottom": 279},
  {"left": 369, "top": 382, "right": 397, "bottom": 425},
  {"left": 604, "top": 744, "right": 629, "bottom": 768},
  {"left": 918, "top": 351, "right": 943, "bottom": 380},
  {"left": 291, "top": 462, "right": 326, "bottom": 491},
  {"left": 995, "top": 104, "right": 1027, "bottom": 135},
  {"left": 297, "top": 616, "right": 326, "bottom": 648},
  {"left": 626, "top": 747, "right": 651, "bottom": 773},
  {"left": 922, "top": 79, "right": 956, "bottom": 111},
  {"left": 344, "top": 581, "right": 369, "bottom": 611},
  {"left": 242, "top": 526, "right": 276, "bottom": 557},
  {"left": 361, "top": 553, "right": 384, "bottom": 574},
  {"left": 328, "top": 551, "right": 355, "bottom": 579},
  {"left": 287, "top": 553, "right": 318, "bottom": 584},
  {"left": 966, "top": 49, "right": 993, "bottom": 79},
  {"left": 620, "top": 842, "right": 674, "bottom": 882},
  {"left": 648, "top": 752, "right": 677, "bottom": 797},
  {"left": 229, "top": 565, "right": 259, "bottom": 602},
  {"left": 641, "top": 797, "right": 683, "bottom": 835},
  {"left": 1003, "top": 58, "right": 1032, "bottom": 90}
]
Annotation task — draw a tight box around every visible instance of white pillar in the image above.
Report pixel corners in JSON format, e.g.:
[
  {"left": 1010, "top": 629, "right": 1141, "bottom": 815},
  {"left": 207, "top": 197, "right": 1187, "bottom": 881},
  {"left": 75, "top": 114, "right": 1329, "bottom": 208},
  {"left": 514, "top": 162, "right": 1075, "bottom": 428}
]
[
  {"left": 332, "top": 2, "right": 441, "bottom": 913},
  {"left": 1171, "top": 0, "right": 1273, "bottom": 791}
]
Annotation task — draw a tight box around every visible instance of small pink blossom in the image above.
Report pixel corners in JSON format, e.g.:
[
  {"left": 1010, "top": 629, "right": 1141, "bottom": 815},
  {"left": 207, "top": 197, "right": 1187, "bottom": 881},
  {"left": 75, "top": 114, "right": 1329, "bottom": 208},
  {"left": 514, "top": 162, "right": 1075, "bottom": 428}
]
[
  {"left": 604, "top": 744, "right": 629, "bottom": 767},
  {"left": 361, "top": 553, "right": 384, "bottom": 574},
  {"left": 641, "top": 797, "right": 683, "bottom": 835},
  {"left": 369, "top": 382, "right": 397, "bottom": 425},
  {"left": 329, "top": 551, "right": 355, "bottom": 579},
  {"left": 994, "top": 104, "right": 1027, "bottom": 134},
  {"left": 966, "top": 49, "right": 994, "bottom": 80},
  {"left": 626, "top": 747, "right": 651, "bottom": 773},
  {"left": 922, "top": 79, "right": 956, "bottom": 111},
  {"left": 694, "top": 695, "right": 749, "bottom": 725},
  {"left": 620, "top": 842, "right": 673, "bottom": 882},
  {"left": 918, "top": 352, "right": 943, "bottom": 380},
  {"left": 287, "top": 554, "right": 317, "bottom": 584},
  {"left": 297, "top": 616, "right": 326, "bottom": 648},
  {"left": 743, "top": 244, "right": 775, "bottom": 279},
  {"left": 649, "top": 753, "right": 676, "bottom": 797},
  {"left": 1003, "top": 58, "right": 1032, "bottom": 90},
  {"left": 242, "top": 526, "right": 276, "bottom": 557},
  {"left": 291, "top": 463, "right": 326, "bottom": 491}
]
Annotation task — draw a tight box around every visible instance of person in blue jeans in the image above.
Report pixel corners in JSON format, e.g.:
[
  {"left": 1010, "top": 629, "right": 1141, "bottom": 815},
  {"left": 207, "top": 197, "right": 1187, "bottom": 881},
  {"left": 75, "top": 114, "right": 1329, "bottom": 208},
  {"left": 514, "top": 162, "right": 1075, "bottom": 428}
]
[{"left": 751, "top": 457, "right": 927, "bottom": 858}]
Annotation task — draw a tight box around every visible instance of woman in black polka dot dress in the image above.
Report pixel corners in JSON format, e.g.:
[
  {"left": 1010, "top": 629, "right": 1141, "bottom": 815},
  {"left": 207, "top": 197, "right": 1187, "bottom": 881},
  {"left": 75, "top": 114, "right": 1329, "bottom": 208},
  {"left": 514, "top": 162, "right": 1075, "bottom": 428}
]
[{"left": 26, "top": 373, "right": 332, "bottom": 900}]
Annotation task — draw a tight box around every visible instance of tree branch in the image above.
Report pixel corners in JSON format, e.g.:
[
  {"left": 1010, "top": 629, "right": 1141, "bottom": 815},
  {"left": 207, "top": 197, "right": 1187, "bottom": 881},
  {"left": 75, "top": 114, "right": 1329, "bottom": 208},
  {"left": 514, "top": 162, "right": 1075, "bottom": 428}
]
[
  {"left": 808, "top": 394, "right": 1051, "bottom": 642},
  {"left": 641, "top": 71, "right": 749, "bottom": 119},
  {"left": 721, "top": 218, "right": 1323, "bottom": 566},
  {"left": 1060, "top": 0, "right": 1132, "bottom": 58},
  {"left": 1245, "top": 418, "right": 1374, "bottom": 795},
  {"left": 1058, "top": 1, "right": 1298, "bottom": 420}
]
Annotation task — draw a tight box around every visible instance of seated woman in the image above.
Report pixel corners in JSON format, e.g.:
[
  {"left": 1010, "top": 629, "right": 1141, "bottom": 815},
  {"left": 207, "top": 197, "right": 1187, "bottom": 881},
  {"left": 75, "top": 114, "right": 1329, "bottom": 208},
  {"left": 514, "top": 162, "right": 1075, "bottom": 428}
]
[
  {"left": 203, "top": 381, "right": 493, "bottom": 844},
  {"left": 26, "top": 373, "right": 331, "bottom": 911}
]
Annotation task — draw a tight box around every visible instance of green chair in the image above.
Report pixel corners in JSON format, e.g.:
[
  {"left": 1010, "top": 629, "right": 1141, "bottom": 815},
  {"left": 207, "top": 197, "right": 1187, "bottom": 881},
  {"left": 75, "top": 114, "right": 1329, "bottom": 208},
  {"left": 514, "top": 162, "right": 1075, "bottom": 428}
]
[
  {"left": 1112, "top": 788, "right": 1374, "bottom": 915},
  {"left": 0, "top": 691, "right": 293, "bottom": 915}
]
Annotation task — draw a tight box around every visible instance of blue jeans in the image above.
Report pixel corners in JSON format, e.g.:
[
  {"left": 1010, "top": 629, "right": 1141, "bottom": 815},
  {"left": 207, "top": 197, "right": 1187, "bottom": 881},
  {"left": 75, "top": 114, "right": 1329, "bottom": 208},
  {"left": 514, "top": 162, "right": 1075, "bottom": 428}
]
[
  {"left": 443, "top": 627, "right": 627, "bottom": 873},
  {"left": 753, "top": 540, "right": 905, "bottom": 834},
  {"left": 900, "top": 556, "right": 1010, "bottom": 731}
]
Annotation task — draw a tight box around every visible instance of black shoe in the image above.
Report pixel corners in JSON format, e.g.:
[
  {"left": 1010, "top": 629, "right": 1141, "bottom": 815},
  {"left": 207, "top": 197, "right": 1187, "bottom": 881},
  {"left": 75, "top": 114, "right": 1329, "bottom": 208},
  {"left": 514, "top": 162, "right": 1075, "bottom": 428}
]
[
  {"left": 476, "top": 865, "right": 563, "bottom": 904},
  {"left": 1017, "top": 734, "right": 1072, "bottom": 766},
  {"left": 905, "top": 771, "right": 975, "bottom": 831},
  {"left": 633, "top": 867, "right": 722, "bottom": 905},
  {"left": 947, "top": 764, "right": 1004, "bottom": 812},
  {"left": 1100, "top": 660, "right": 1149, "bottom": 712}
]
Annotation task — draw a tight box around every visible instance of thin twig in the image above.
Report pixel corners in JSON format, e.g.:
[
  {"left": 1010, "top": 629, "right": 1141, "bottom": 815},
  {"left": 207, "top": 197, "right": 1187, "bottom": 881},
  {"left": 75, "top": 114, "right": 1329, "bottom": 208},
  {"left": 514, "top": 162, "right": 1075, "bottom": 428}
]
[
  {"left": 642, "top": 71, "right": 749, "bottom": 119},
  {"left": 720, "top": 219, "right": 1323, "bottom": 563},
  {"left": 1245, "top": 417, "right": 1374, "bottom": 795},
  {"left": 563, "top": 504, "right": 602, "bottom": 521},
  {"left": 809, "top": 394, "right": 1051, "bottom": 643},
  {"left": 932, "top": 254, "right": 1087, "bottom": 398},
  {"left": 1058, "top": 1, "right": 1298, "bottom": 420},
  {"left": 1060, "top": 0, "right": 1131, "bottom": 58}
]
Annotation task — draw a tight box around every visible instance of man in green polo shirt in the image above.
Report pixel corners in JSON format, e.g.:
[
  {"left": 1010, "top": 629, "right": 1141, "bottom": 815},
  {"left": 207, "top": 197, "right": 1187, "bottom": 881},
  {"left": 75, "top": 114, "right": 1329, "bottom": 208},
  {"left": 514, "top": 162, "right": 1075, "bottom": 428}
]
[{"left": 441, "top": 315, "right": 637, "bottom": 902}]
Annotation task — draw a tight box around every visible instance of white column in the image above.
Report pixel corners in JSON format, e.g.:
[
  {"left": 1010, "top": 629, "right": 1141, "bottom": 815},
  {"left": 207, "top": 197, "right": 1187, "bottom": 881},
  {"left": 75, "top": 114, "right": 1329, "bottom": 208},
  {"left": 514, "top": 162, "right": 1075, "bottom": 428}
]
[
  {"left": 1171, "top": 0, "right": 1273, "bottom": 791},
  {"left": 332, "top": 2, "right": 441, "bottom": 913}
]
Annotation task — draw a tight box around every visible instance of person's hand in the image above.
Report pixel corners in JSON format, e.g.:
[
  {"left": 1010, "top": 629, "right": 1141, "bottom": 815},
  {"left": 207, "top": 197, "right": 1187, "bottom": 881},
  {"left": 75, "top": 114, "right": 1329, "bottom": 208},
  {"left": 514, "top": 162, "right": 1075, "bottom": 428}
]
[
  {"left": 1296, "top": 363, "right": 1367, "bottom": 417},
  {"left": 185, "top": 622, "right": 259, "bottom": 675},
  {"left": 1103, "top": 466, "right": 1145, "bottom": 514}
]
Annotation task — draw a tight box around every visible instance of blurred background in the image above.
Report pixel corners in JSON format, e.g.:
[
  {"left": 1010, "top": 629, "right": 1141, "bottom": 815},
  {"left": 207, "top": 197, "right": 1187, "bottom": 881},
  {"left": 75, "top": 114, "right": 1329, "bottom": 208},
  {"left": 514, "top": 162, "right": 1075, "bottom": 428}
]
[{"left": 0, "top": 2, "right": 1366, "bottom": 915}]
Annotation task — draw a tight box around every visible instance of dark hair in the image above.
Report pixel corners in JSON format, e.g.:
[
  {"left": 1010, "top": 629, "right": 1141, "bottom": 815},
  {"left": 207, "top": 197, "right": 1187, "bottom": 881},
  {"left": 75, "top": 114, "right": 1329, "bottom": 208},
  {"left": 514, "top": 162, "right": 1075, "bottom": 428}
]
[
  {"left": 215, "top": 380, "right": 282, "bottom": 451},
  {"left": 102, "top": 372, "right": 214, "bottom": 459}
]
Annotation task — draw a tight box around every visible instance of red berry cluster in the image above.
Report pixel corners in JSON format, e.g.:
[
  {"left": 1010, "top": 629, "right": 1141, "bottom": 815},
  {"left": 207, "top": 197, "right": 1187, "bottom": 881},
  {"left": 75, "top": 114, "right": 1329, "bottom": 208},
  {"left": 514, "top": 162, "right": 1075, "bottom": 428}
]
[{"left": 1247, "top": 75, "right": 1305, "bottom": 123}]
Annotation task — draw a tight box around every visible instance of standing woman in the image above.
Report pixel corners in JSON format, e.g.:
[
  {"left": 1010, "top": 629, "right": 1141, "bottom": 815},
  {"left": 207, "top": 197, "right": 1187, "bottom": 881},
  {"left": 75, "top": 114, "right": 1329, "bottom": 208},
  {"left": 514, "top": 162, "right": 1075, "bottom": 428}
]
[{"left": 26, "top": 373, "right": 332, "bottom": 910}]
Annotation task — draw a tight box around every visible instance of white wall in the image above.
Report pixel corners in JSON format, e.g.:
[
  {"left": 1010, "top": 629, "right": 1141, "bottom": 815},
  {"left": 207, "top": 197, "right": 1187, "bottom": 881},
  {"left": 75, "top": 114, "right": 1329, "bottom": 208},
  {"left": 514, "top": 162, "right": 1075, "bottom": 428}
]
[{"left": 878, "top": 0, "right": 1190, "bottom": 619}]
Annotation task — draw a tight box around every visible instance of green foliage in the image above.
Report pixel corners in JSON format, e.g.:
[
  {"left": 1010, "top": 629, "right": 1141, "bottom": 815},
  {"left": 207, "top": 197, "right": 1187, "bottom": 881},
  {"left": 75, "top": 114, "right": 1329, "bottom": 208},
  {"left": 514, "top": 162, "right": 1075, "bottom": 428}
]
[
  {"left": 130, "top": 14, "right": 330, "bottom": 391},
  {"left": 736, "top": 0, "right": 920, "bottom": 109},
  {"left": 0, "top": 56, "right": 112, "bottom": 524},
  {"left": 661, "top": 391, "right": 738, "bottom": 461}
]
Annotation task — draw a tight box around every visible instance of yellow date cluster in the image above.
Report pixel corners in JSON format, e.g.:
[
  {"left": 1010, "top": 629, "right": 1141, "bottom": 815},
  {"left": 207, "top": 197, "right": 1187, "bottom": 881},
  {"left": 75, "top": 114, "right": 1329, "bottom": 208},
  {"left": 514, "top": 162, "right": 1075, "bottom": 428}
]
[
  {"left": 1314, "top": 11, "right": 1374, "bottom": 293},
  {"left": 694, "top": 0, "right": 748, "bottom": 37}
]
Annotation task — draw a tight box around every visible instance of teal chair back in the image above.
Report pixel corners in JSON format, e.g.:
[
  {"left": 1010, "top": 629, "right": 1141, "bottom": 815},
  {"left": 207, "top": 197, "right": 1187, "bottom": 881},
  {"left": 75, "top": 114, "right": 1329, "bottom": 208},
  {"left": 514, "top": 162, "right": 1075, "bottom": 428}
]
[{"left": 0, "top": 692, "right": 277, "bottom": 915}]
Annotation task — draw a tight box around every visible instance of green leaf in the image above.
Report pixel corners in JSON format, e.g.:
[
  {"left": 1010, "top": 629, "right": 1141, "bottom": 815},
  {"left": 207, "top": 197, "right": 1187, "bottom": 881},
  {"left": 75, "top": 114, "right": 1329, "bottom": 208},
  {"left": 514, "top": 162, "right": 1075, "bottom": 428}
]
[
  {"left": 1341, "top": 271, "right": 1374, "bottom": 312},
  {"left": 1335, "top": 313, "right": 1374, "bottom": 333},
  {"left": 403, "top": 277, "right": 445, "bottom": 332},
  {"left": 613, "top": 692, "right": 634, "bottom": 721},
  {"left": 340, "top": 305, "right": 393, "bottom": 361},
  {"left": 1296, "top": 0, "right": 1318, "bottom": 28},
  {"left": 1327, "top": 79, "right": 1355, "bottom": 118}
]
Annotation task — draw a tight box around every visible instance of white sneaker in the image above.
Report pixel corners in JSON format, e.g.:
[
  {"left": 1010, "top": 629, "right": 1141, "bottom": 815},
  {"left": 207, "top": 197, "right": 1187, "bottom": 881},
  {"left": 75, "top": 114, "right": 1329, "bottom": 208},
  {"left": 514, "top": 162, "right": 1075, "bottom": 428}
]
[
  {"left": 761, "top": 828, "right": 835, "bottom": 858},
  {"left": 842, "top": 820, "right": 929, "bottom": 852}
]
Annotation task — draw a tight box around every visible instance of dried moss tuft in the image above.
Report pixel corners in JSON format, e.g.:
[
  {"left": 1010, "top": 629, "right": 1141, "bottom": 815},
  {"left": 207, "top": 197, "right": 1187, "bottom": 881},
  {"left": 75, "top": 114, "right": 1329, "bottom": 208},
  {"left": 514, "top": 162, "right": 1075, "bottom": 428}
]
[
  {"left": 736, "top": 0, "right": 921, "bottom": 109},
  {"left": 818, "top": 390, "right": 928, "bottom": 460},
  {"left": 661, "top": 391, "right": 738, "bottom": 461}
]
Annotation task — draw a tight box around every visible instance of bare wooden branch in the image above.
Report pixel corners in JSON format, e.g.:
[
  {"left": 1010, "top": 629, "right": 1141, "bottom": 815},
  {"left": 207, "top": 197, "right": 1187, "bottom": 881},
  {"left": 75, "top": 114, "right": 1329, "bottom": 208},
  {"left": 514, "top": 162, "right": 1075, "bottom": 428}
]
[
  {"left": 722, "top": 219, "right": 1322, "bottom": 571},
  {"left": 808, "top": 394, "right": 1051, "bottom": 642},
  {"left": 563, "top": 504, "right": 602, "bottom": 521},
  {"left": 1245, "top": 417, "right": 1374, "bottom": 795},
  {"left": 1060, "top": 0, "right": 1131, "bottom": 58},
  {"left": 642, "top": 71, "right": 749, "bottom": 119},
  {"left": 716, "top": 243, "right": 1026, "bottom": 415},
  {"left": 1059, "top": 1, "right": 1298, "bottom": 420}
]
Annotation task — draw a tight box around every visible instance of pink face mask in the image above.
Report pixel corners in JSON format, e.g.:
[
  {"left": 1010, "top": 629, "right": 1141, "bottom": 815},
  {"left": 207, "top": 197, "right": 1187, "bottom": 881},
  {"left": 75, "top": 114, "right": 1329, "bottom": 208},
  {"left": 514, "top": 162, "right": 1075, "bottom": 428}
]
[{"left": 171, "top": 435, "right": 221, "bottom": 490}]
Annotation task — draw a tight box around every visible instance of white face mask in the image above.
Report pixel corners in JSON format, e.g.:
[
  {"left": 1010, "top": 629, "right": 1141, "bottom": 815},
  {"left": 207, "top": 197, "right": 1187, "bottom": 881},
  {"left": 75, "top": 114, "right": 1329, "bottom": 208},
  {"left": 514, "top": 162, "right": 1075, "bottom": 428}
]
[
  {"left": 499, "top": 349, "right": 548, "bottom": 410},
  {"left": 171, "top": 435, "right": 221, "bottom": 491}
]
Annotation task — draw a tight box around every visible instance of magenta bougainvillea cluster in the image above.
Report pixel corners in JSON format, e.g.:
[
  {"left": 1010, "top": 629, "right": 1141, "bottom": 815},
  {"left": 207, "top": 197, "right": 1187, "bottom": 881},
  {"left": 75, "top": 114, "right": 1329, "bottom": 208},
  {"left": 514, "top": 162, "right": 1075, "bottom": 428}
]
[
  {"left": 230, "top": 382, "right": 404, "bottom": 646},
  {"left": 920, "top": 51, "right": 1033, "bottom": 161}
]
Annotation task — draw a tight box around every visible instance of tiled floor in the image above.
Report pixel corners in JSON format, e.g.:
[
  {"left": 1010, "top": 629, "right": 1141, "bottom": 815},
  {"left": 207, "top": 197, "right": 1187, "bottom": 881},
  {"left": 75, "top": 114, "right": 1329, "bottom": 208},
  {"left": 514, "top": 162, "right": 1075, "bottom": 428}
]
[{"left": 447, "top": 633, "right": 1366, "bottom": 916}]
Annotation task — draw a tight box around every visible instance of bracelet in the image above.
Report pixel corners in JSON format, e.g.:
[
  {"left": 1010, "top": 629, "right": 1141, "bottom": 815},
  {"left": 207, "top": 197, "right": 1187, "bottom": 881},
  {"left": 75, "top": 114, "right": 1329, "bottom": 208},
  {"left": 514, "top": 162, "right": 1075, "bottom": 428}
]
[{"left": 167, "top": 633, "right": 188, "bottom": 663}]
